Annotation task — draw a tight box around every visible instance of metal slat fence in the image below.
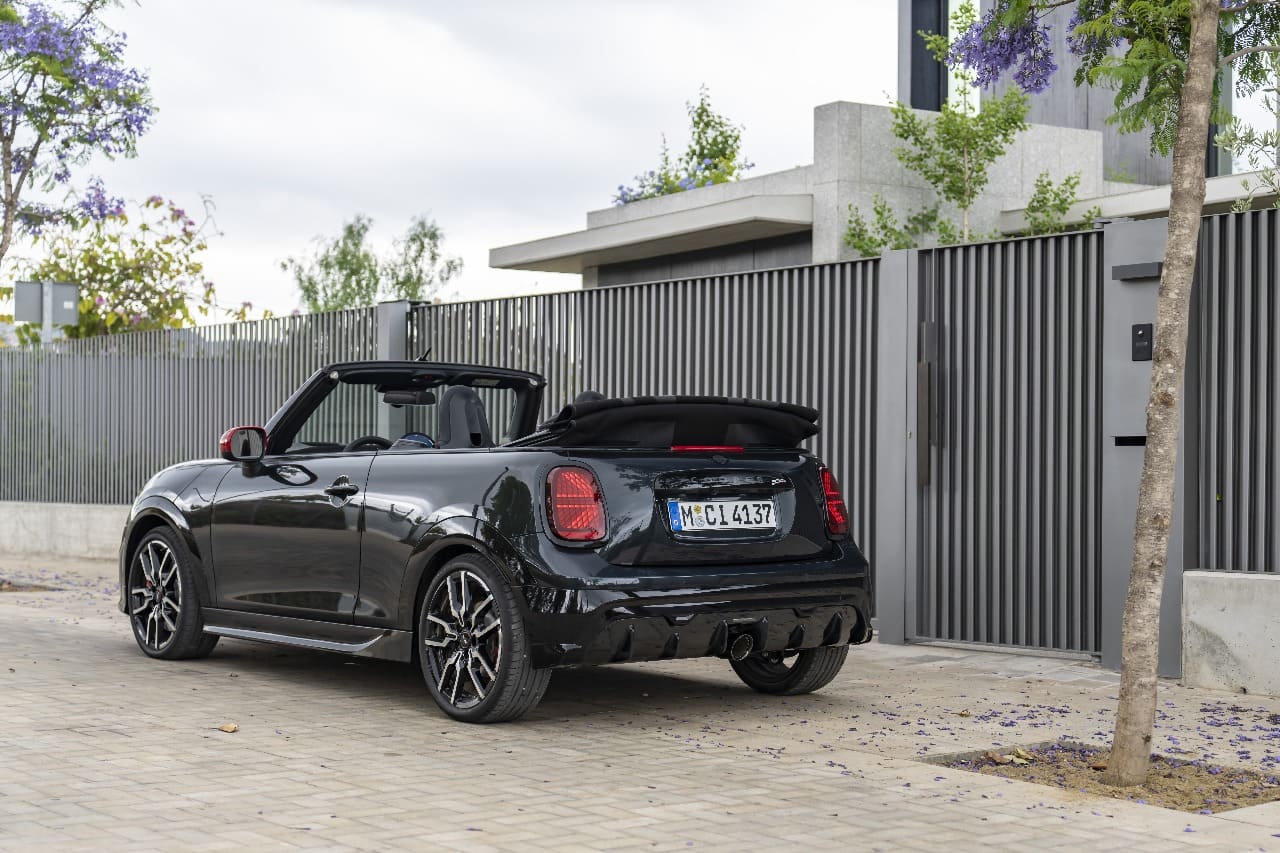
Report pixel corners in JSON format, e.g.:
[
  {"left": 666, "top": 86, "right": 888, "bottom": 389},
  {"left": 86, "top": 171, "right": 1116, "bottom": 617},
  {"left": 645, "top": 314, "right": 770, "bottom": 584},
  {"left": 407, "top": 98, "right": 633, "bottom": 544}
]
[
  {"left": 914, "top": 232, "right": 1104, "bottom": 652},
  {"left": 0, "top": 308, "right": 380, "bottom": 504},
  {"left": 6, "top": 216, "right": 1278, "bottom": 657},
  {"left": 1192, "top": 210, "right": 1280, "bottom": 574},
  {"left": 411, "top": 262, "right": 881, "bottom": 567},
  {"left": 0, "top": 263, "right": 881, "bottom": 580}
]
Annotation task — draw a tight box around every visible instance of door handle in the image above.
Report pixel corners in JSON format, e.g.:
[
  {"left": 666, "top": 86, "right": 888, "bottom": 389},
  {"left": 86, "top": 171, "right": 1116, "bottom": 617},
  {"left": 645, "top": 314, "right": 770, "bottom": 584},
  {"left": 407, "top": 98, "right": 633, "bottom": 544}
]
[
  {"left": 325, "top": 479, "right": 360, "bottom": 498},
  {"left": 916, "top": 361, "right": 931, "bottom": 487}
]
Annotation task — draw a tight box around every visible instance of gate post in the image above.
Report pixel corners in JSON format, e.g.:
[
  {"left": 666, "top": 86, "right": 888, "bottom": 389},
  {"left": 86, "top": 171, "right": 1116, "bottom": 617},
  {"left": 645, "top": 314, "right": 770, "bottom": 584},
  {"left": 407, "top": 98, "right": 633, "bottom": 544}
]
[
  {"left": 1099, "top": 219, "right": 1189, "bottom": 677},
  {"left": 873, "top": 249, "right": 919, "bottom": 645}
]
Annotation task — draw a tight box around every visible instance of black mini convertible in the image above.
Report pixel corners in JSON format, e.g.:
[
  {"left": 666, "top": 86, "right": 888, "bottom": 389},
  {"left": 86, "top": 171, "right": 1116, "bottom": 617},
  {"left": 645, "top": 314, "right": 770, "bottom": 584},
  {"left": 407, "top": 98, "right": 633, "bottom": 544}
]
[{"left": 119, "top": 360, "right": 872, "bottom": 722}]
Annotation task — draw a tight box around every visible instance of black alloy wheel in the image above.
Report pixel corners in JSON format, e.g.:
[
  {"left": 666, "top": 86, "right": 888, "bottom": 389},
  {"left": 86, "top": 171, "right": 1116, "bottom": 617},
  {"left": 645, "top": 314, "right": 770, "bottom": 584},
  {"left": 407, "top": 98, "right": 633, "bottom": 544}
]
[
  {"left": 729, "top": 646, "right": 849, "bottom": 695},
  {"left": 418, "top": 555, "right": 549, "bottom": 723},
  {"left": 127, "top": 527, "right": 219, "bottom": 660}
]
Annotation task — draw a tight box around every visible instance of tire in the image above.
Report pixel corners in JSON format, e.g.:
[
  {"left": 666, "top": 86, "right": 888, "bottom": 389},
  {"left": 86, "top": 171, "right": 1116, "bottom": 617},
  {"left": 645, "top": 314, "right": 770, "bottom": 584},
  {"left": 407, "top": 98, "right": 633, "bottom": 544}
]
[
  {"left": 126, "top": 527, "right": 219, "bottom": 660},
  {"left": 417, "top": 554, "right": 550, "bottom": 723},
  {"left": 730, "top": 645, "right": 849, "bottom": 695}
]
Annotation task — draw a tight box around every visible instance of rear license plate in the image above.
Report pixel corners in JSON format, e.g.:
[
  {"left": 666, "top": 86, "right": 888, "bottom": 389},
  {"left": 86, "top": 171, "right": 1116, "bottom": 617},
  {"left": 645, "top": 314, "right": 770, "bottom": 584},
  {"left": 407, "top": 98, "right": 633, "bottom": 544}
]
[{"left": 667, "top": 499, "right": 776, "bottom": 531}]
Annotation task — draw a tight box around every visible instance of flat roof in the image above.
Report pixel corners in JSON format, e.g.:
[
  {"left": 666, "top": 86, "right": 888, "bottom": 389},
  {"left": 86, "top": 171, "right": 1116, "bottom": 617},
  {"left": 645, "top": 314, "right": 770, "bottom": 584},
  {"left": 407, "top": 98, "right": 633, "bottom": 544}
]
[{"left": 489, "top": 194, "right": 813, "bottom": 274}]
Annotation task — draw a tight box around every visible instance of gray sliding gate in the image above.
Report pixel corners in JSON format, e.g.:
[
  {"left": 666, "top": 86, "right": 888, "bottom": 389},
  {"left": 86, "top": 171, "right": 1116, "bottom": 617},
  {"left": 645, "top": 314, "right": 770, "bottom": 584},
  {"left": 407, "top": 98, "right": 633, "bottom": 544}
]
[{"left": 911, "top": 232, "right": 1105, "bottom": 652}]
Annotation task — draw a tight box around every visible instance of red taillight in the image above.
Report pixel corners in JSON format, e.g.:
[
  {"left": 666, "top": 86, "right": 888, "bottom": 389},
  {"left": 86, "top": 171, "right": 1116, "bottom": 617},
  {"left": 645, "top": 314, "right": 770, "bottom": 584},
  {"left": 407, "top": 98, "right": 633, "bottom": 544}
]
[
  {"left": 547, "top": 466, "right": 607, "bottom": 542},
  {"left": 671, "top": 445, "right": 744, "bottom": 453},
  {"left": 820, "top": 467, "right": 849, "bottom": 536}
]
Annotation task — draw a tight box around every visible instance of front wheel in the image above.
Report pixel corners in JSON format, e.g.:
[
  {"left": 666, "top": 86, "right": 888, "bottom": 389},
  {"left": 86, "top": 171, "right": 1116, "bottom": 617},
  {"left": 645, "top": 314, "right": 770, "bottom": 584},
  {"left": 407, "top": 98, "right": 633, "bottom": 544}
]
[
  {"left": 417, "top": 555, "right": 550, "bottom": 723},
  {"left": 730, "top": 646, "right": 848, "bottom": 695},
  {"left": 126, "top": 527, "right": 219, "bottom": 660}
]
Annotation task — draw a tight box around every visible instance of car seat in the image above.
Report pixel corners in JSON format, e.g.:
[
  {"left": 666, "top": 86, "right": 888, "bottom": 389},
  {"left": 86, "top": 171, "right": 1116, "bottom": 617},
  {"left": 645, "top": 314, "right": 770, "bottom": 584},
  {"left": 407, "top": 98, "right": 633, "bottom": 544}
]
[{"left": 437, "top": 386, "right": 493, "bottom": 449}]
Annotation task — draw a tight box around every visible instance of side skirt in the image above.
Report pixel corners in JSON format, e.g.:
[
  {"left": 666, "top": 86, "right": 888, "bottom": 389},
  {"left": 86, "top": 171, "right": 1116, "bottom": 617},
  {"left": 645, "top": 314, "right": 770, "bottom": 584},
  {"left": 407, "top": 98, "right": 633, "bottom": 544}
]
[{"left": 202, "top": 608, "right": 413, "bottom": 662}]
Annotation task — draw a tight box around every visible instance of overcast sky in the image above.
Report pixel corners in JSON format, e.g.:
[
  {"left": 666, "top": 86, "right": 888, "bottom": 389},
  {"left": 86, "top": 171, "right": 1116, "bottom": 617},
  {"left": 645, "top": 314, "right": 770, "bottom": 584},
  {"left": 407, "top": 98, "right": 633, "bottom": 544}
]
[
  {"left": 20, "top": 1, "right": 1275, "bottom": 318},
  {"left": 53, "top": 0, "right": 898, "bottom": 315}
]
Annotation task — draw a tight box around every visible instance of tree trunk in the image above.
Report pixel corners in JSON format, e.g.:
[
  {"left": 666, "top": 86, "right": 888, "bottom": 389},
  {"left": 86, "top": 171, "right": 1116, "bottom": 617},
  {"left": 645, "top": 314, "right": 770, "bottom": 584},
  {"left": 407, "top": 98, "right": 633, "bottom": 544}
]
[
  {"left": 0, "top": 135, "right": 14, "bottom": 273},
  {"left": 1101, "top": 0, "right": 1220, "bottom": 788}
]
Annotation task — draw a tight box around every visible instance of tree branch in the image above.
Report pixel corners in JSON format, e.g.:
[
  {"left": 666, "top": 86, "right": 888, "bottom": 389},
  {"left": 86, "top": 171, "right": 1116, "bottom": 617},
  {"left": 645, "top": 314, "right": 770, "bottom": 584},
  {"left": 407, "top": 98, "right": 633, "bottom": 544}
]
[
  {"left": 1222, "top": 0, "right": 1280, "bottom": 11},
  {"left": 7, "top": 70, "right": 39, "bottom": 145},
  {"left": 1220, "top": 44, "right": 1280, "bottom": 67}
]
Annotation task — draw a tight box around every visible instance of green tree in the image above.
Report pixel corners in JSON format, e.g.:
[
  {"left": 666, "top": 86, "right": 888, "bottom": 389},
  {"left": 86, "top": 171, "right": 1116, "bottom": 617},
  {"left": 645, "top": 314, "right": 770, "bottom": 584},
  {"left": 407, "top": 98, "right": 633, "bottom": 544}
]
[
  {"left": 283, "top": 214, "right": 462, "bottom": 313},
  {"left": 0, "top": 0, "right": 153, "bottom": 272},
  {"left": 963, "top": 0, "right": 1280, "bottom": 787},
  {"left": 844, "top": 1, "right": 1030, "bottom": 249},
  {"left": 894, "top": 1, "right": 1031, "bottom": 241},
  {"left": 13, "top": 193, "right": 239, "bottom": 343},
  {"left": 1022, "top": 172, "right": 1101, "bottom": 235},
  {"left": 1215, "top": 77, "right": 1280, "bottom": 212},
  {"left": 843, "top": 194, "right": 941, "bottom": 258},
  {"left": 613, "top": 86, "right": 753, "bottom": 204}
]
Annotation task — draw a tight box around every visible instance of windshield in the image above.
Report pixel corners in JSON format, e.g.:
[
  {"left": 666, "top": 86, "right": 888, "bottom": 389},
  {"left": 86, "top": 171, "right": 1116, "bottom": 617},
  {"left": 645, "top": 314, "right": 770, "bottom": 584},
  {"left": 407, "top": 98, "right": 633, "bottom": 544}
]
[{"left": 285, "top": 379, "right": 521, "bottom": 454}]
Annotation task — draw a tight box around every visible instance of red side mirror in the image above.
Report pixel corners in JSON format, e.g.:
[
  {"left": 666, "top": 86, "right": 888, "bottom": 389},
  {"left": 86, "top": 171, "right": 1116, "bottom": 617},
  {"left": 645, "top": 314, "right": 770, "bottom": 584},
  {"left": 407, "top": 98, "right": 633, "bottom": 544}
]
[{"left": 219, "top": 426, "right": 267, "bottom": 462}]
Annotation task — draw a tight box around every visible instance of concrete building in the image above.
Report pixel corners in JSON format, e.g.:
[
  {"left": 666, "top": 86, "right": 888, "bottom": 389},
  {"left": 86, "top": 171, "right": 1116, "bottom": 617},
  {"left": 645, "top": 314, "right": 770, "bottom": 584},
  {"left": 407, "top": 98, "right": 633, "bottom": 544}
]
[
  {"left": 492, "top": 2, "right": 1246, "bottom": 289},
  {"left": 491, "top": 100, "right": 1142, "bottom": 288}
]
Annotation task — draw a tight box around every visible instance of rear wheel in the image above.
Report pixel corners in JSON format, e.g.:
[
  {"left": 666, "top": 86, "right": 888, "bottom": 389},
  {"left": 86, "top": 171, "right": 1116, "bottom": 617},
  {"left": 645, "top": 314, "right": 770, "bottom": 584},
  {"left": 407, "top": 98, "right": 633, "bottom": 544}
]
[
  {"left": 126, "top": 527, "right": 219, "bottom": 660},
  {"left": 417, "top": 554, "right": 550, "bottom": 723},
  {"left": 730, "top": 646, "right": 848, "bottom": 695}
]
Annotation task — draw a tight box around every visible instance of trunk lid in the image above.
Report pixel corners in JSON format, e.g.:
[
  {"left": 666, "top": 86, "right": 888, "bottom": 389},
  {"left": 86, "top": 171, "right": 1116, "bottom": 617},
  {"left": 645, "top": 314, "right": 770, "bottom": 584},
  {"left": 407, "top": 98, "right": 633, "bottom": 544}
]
[
  {"left": 564, "top": 450, "right": 834, "bottom": 567},
  {"left": 521, "top": 395, "right": 836, "bottom": 566}
]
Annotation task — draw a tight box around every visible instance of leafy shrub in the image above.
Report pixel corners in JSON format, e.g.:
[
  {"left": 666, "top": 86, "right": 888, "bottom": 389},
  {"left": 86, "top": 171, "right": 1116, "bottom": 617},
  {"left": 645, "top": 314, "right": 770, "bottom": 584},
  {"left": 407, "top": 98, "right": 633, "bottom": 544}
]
[
  {"left": 614, "top": 86, "right": 753, "bottom": 205},
  {"left": 844, "top": 196, "right": 941, "bottom": 258},
  {"left": 1023, "top": 172, "right": 1101, "bottom": 235}
]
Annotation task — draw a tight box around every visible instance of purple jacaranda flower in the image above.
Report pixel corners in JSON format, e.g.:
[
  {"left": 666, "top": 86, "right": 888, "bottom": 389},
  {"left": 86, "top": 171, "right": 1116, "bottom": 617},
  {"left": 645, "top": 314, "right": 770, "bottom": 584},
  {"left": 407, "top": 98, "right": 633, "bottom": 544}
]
[
  {"left": 75, "top": 177, "right": 125, "bottom": 222},
  {"left": 947, "top": 6, "right": 1058, "bottom": 93}
]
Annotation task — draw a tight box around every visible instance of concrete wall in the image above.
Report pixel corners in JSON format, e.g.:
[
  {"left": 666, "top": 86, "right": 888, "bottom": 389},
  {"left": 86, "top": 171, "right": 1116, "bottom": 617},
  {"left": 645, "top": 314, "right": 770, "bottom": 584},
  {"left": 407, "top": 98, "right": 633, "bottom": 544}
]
[
  {"left": 0, "top": 501, "right": 128, "bottom": 561},
  {"left": 1183, "top": 571, "right": 1280, "bottom": 697},
  {"left": 596, "top": 232, "right": 813, "bottom": 287},
  {"left": 812, "top": 101, "right": 1107, "bottom": 262}
]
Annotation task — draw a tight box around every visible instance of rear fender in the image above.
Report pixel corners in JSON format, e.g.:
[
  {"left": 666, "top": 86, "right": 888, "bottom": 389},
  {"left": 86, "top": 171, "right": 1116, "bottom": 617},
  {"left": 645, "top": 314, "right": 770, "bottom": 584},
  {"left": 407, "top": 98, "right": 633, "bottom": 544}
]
[
  {"left": 118, "top": 498, "right": 213, "bottom": 612},
  {"left": 394, "top": 516, "right": 531, "bottom": 628}
]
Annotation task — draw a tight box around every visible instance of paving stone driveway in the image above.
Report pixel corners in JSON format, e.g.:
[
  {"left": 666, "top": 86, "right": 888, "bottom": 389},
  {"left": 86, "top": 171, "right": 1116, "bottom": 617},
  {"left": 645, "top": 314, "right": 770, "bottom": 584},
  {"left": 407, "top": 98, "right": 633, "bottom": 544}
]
[{"left": 2, "top": 558, "right": 1279, "bottom": 852}]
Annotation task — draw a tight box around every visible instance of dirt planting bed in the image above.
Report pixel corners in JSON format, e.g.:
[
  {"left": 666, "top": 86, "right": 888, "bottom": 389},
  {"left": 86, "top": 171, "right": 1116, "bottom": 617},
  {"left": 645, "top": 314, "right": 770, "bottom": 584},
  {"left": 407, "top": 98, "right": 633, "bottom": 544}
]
[{"left": 936, "top": 740, "right": 1280, "bottom": 814}]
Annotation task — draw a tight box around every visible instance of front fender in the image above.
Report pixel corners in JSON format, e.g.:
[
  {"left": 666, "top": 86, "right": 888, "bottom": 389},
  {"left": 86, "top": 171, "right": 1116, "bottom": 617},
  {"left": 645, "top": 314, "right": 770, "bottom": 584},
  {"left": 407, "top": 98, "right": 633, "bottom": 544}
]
[
  {"left": 393, "top": 516, "right": 532, "bottom": 628},
  {"left": 117, "top": 497, "right": 210, "bottom": 613}
]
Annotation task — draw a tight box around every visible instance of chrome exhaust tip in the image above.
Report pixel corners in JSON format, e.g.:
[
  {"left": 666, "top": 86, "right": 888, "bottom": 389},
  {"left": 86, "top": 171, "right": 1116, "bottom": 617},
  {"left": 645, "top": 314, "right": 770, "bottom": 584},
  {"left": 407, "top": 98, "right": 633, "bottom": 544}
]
[{"left": 728, "top": 634, "right": 754, "bottom": 662}]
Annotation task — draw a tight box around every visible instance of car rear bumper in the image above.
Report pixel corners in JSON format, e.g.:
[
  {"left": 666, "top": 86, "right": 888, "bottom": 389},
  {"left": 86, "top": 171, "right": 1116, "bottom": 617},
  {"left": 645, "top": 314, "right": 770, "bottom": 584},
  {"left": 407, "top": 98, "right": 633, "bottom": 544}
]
[{"left": 521, "top": 578, "right": 872, "bottom": 669}]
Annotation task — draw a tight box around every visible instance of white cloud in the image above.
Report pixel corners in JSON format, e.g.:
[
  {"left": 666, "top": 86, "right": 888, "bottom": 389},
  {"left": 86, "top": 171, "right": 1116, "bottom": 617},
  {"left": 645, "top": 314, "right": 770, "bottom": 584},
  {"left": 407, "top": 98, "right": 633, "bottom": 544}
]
[{"left": 67, "top": 0, "right": 898, "bottom": 314}]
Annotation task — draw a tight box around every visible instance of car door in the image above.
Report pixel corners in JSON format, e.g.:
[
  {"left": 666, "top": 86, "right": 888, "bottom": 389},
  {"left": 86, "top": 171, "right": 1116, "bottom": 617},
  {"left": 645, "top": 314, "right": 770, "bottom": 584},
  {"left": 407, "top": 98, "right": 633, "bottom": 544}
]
[{"left": 210, "top": 452, "right": 374, "bottom": 621}]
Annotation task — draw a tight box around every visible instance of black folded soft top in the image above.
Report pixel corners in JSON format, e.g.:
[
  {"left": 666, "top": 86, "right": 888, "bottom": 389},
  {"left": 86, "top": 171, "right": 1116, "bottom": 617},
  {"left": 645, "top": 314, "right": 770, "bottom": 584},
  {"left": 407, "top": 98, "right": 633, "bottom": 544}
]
[{"left": 513, "top": 395, "right": 820, "bottom": 448}]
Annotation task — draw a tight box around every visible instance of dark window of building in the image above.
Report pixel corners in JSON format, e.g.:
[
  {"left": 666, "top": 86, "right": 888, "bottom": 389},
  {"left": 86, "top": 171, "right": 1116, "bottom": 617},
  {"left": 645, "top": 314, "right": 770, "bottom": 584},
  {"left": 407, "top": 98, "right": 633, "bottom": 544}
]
[
  {"left": 910, "top": 0, "right": 947, "bottom": 111},
  {"left": 1205, "top": 123, "right": 1222, "bottom": 178}
]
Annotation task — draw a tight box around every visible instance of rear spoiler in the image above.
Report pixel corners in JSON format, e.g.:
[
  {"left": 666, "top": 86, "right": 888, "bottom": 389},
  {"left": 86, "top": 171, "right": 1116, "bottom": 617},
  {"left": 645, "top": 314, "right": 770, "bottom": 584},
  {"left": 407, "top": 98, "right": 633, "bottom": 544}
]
[{"left": 509, "top": 395, "right": 820, "bottom": 448}]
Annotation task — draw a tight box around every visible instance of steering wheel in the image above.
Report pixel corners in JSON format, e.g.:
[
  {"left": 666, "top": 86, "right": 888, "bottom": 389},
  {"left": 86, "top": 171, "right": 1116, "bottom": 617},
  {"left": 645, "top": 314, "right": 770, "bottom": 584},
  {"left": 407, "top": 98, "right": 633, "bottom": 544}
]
[{"left": 344, "top": 435, "right": 392, "bottom": 453}]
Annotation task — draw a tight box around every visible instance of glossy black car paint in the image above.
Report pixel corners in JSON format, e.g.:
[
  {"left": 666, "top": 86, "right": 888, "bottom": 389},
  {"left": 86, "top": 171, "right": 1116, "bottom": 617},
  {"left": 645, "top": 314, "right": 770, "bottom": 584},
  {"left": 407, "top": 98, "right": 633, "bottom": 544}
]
[{"left": 118, "top": 361, "right": 872, "bottom": 672}]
